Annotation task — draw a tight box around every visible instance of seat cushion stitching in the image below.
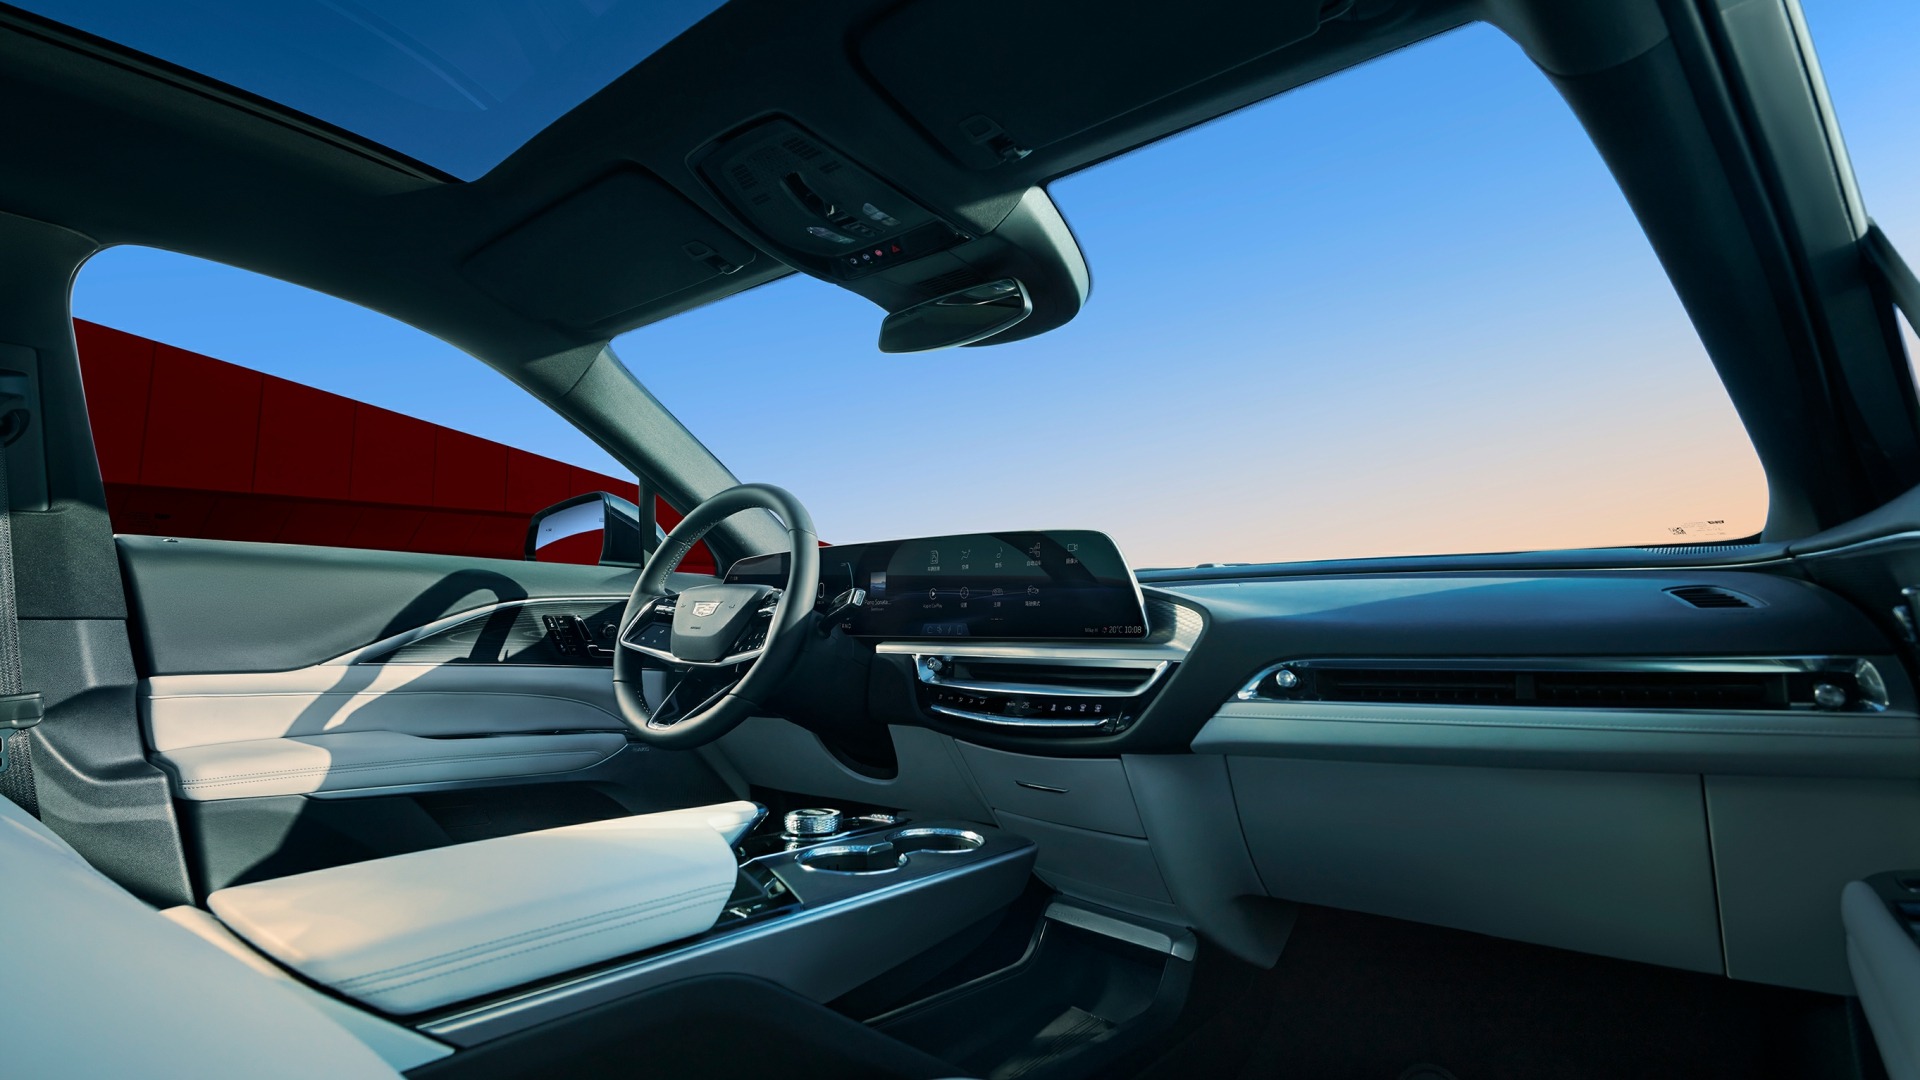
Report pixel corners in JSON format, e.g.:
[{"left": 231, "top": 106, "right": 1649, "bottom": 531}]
[
  {"left": 348, "top": 892, "right": 728, "bottom": 996},
  {"left": 330, "top": 881, "right": 733, "bottom": 985}
]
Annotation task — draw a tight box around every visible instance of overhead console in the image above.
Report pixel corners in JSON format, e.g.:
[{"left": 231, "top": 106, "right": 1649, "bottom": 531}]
[
  {"left": 691, "top": 118, "right": 1090, "bottom": 345},
  {"left": 696, "top": 118, "right": 968, "bottom": 284}
]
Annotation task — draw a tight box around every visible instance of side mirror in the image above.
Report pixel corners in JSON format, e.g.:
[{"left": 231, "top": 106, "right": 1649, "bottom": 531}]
[
  {"left": 525, "top": 491, "right": 651, "bottom": 566},
  {"left": 878, "top": 279, "right": 1032, "bottom": 354}
]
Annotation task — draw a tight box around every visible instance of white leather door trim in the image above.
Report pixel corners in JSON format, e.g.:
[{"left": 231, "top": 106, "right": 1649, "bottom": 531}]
[
  {"left": 144, "top": 666, "right": 625, "bottom": 751},
  {"left": 158, "top": 730, "right": 626, "bottom": 800}
]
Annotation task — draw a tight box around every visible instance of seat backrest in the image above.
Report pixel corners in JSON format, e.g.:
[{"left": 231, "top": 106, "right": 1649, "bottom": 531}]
[{"left": 0, "top": 796, "right": 402, "bottom": 1080}]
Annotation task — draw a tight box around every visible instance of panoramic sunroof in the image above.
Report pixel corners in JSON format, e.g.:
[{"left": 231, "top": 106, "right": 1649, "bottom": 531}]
[{"left": 13, "top": 0, "right": 730, "bottom": 180}]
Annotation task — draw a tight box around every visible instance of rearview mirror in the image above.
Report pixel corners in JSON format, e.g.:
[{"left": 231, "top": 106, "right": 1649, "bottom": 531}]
[
  {"left": 878, "top": 279, "right": 1031, "bottom": 354},
  {"left": 525, "top": 491, "right": 649, "bottom": 566}
]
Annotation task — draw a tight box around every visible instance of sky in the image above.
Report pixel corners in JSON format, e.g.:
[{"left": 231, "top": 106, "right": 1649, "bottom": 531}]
[{"left": 72, "top": 4, "right": 1920, "bottom": 569}]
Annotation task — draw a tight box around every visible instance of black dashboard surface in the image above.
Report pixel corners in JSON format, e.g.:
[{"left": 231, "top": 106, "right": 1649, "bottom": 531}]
[
  {"left": 726, "top": 529, "right": 1147, "bottom": 640},
  {"left": 869, "top": 567, "right": 1904, "bottom": 756}
]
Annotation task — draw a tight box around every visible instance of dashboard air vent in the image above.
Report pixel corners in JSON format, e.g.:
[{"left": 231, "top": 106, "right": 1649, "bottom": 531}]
[
  {"left": 1665, "top": 585, "right": 1759, "bottom": 609},
  {"left": 1243, "top": 658, "right": 1889, "bottom": 712},
  {"left": 914, "top": 653, "right": 1174, "bottom": 736}
]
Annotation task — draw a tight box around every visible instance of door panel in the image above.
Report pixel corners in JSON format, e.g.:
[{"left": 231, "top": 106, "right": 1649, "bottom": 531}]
[
  {"left": 119, "top": 535, "right": 740, "bottom": 894},
  {"left": 146, "top": 665, "right": 630, "bottom": 749},
  {"left": 118, "top": 534, "right": 645, "bottom": 674},
  {"left": 160, "top": 730, "right": 628, "bottom": 800}
]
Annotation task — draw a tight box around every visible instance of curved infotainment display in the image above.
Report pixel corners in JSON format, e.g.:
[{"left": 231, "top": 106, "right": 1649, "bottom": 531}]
[{"left": 725, "top": 530, "right": 1147, "bottom": 640}]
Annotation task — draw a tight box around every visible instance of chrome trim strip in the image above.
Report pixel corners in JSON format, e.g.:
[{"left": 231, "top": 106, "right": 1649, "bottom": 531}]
[
  {"left": 329, "top": 596, "right": 631, "bottom": 666},
  {"left": 420, "top": 844, "right": 1033, "bottom": 1044},
  {"left": 1235, "top": 655, "right": 1909, "bottom": 713},
  {"left": 928, "top": 703, "right": 1110, "bottom": 730},
  {"left": 621, "top": 640, "right": 766, "bottom": 668}
]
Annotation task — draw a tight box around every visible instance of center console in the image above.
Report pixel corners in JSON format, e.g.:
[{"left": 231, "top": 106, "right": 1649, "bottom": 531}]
[{"left": 419, "top": 805, "right": 1035, "bottom": 1047}]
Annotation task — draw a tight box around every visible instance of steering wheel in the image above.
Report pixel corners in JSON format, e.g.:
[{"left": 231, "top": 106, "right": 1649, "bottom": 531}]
[{"left": 612, "top": 483, "right": 819, "bottom": 748}]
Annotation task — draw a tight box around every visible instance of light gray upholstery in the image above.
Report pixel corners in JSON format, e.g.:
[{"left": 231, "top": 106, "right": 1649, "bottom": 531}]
[
  {"left": 209, "top": 807, "right": 744, "bottom": 1013},
  {"left": 0, "top": 795, "right": 403, "bottom": 1079},
  {"left": 158, "top": 729, "right": 626, "bottom": 800},
  {"left": 1844, "top": 880, "right": 1920, "bottom": 1080}
]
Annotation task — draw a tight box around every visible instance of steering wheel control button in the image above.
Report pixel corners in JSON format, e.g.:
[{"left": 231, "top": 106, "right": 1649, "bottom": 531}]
[{"left": 783, "top": 808, "right": 844, "bottom": 838}]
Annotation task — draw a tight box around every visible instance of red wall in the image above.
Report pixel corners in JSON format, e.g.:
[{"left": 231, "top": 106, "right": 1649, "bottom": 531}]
[{"left": 74, "top": 319, "right": 715, "bottom": 572}]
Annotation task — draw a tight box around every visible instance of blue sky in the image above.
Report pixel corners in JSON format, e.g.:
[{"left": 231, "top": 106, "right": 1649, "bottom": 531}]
[{"left": 73, "top": 5, "right": 1920, "bottom": 567}]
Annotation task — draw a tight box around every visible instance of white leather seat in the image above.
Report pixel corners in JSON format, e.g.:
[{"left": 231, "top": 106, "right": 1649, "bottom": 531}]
[
  {"left": 0, "top": 797, "right": 762, "bottom": 1076},
  {"left": 208, "top": 805, "right": 747, "bottom": 1013},
  {"left": 1844, "top": 880, "right": 1920, "bottom": 1080},
  {"left": 0, "top": 793, "right": 405, "bottom": 1079}
]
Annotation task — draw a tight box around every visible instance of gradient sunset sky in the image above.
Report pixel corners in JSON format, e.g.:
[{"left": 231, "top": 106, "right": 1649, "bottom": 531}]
[{"left": 72, "top": 3, "right": 1920, "bottom": 569}]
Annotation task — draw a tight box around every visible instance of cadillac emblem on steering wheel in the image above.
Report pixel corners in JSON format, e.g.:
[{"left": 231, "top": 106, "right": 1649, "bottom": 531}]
[{"left": 691, "top": 600, "right": 722, "bottom": 617}]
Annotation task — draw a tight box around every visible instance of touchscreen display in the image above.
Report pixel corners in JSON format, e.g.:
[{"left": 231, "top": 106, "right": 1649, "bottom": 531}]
[{"left": 725, "top": 530, "right": 1147, "bottom": 640}]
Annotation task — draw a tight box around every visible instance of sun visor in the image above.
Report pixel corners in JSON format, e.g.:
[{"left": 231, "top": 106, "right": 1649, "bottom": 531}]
[
  {"left": 462, "top": 168, "right": 759, "bottom": 329},
  {"left": 859, "top": 0, "right": 1333, "bottom": 169}
]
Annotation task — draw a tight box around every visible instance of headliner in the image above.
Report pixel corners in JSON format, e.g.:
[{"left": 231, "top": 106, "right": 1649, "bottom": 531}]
[{"left": 0, "top": 0, "right": 1462, "bottom": 369}]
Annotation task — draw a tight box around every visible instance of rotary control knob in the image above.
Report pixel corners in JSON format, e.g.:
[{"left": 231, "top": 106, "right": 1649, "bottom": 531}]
[{"left": 783, "top": 808, "right": 844, "bottom": 838}]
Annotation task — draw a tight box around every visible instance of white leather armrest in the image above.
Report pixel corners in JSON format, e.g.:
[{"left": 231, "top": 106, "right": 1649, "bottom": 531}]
[
  {"left": 159, "top": 729, "right": 625, "bottom": 800},
  {"left": 1845, "top": 880, "right": 1920, "bottom": 1080},
  {"left": 625, "top": 799, "right": 764, "bottom": 845},
  {"left": 210, "top": 815, "right": 739, "bottom": 1014}
]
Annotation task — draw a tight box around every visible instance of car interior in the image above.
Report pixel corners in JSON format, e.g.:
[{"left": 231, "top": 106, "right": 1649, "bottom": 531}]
[{"left": 4, "top": 0, "right": 1920, "bottom": 1077}]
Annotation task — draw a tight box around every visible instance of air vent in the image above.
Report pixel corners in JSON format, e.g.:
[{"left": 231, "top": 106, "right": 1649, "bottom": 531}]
[
  {"left": 1531, "top": 671, "right": 1781, "bottom": 709},
  {"left": 780, "top": 135, "right": 821, "bottom": 160},
  {"left": 914, "top": 653, "right": 1173, "bottom": 736},
  {"left": 1243, "top": 659, "right": 1887, "bottom": 712},
  {"left": 1315, "top": 668, "right": 1515, "bottom": 705},
  {"left": 950, "top": 658, "right": 1157, "bottom": 694},
  {"left": 1666, "top": 586, "right": 1759, "bottom": 609}
]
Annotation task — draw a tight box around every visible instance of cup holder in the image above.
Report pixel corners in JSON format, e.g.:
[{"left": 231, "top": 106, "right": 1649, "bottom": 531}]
[
  {"left": 796, "top": 828, "right": 987, "bottom": 874},
  {"left": 890, "top": 827, "right": 986, "bottom": 854},
  {"left": 797, "top": 844, "right": 908, "bottom": 874}
]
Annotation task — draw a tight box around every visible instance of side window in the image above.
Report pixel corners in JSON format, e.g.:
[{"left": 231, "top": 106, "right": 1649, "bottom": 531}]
[{"left": 72, "top": 248, "right": 711, "bottom": 569}]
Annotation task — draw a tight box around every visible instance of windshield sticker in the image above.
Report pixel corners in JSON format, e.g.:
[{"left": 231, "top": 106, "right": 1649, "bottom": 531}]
[{"left": 1665, "top": 520, "right": 1731, "bottom": 540}]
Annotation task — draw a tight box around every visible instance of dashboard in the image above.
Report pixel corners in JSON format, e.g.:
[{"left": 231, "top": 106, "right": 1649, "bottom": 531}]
[{"left": 725, "top": 529, "right": 1148, "bottom": 640}]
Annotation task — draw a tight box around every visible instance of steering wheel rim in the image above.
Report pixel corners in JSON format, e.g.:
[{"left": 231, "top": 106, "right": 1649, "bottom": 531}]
[{"left": 613, "top": 483, "right": 818, "bottom": 748}]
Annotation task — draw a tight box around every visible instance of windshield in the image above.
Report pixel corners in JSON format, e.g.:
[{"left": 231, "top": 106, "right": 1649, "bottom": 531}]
[{"left": 617, "top": 24, "right": 1768, "bottom": 569}]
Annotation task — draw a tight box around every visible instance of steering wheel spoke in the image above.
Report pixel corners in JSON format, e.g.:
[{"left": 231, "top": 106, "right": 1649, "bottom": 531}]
[{"left": 646, "top": 664, "right": 750, "bottom": 729}]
